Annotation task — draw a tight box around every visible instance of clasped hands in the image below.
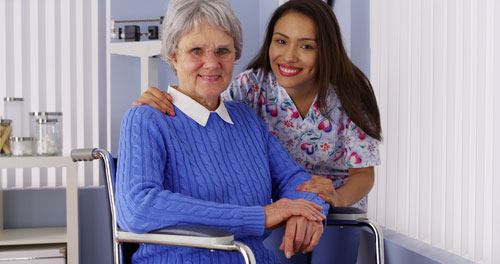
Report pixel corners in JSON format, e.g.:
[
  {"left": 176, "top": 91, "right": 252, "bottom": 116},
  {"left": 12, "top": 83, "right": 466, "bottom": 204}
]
[{"left": 263, "top": 198, "right": 325, "bottom": 259}]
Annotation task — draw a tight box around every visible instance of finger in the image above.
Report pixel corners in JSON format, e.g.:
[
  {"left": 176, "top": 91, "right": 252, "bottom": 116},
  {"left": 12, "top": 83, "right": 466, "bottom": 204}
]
[
  {"left": 149, "top": 86, "right": 163, "bottom": 96},
  {"left": 300, "top": 221, "right": 313, "bottom": 253},
  {"left": 296, "top": 181, "right": 312, "bottom": 191},
  {"left": 303, "top": 186, "right": 326, "bottom": 196},
  {"left": 283, "top": 219, "right": 298, "bottom": 259},
  {"left": 150, "top": 92, "right": 171, "bottom": 112},
  {"left": 302, "top": 224, "right": 323, "bottom": 253},
  {"left": 318, "top": 194, "right": 334, "bottom": 206},
  {"left": 295, "top": 199, "right": 324, "bottom": 211},
  {"left": 140, "top": 90, "right": 171, "bottom": 113},
  {"left": 136, "top": 95, "right": 164, "bottom": 112},
  {"left": 164, "top": 92, "right": 172, "bottom": 101},
  {"left": 162, "top": 92, "right": 176, "bottom": 116},
  {"left": 288, "top": 203, "right": 325, "bottom": 221},
  {"left": 293, "top": 218, "right": 306, "bottom": 255},
  {"left": 164, "top": 103, "right": 175, "bottom": 116},
  {"left": 286, "top": 206, "right": 320, "bottom": 222}
]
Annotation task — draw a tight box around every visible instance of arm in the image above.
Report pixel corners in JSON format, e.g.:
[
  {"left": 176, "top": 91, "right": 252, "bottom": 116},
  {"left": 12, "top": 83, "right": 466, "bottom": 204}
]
[
  {"left": 336, "top": 167, "right": 374, "bottom": 206},
  {"left": 116, "top": 106, "right": 324, "bottom": 237},
  {"left": 261, "top": 120, "right": 328, "bottom": 258},
  {"left": 221, "top": 69, "right": 268, "bottom": 117},
  {"left": 298, "top": 115, "right": 380, "bottom": 206},
  {"left": 132, "top": 86, "right": 175, "bottom": 116},
  {"left": 256, "top": 115, "right": 328, "bottom": 215},
  {"left": 267, "top": 134, "right": 329, "bottom": 215},
  {"left": 297, "top": 168, "right": 374, "bottom": 207},
  {"left": 116, "top": 106, "right": 264, "bottom": 237}
]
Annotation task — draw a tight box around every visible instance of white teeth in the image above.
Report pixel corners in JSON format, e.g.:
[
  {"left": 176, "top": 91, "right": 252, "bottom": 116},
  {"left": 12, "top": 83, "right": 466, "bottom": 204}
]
[
  {"left": 279, "top": 66, "right": 299, "bottom": 73},
  {"left": 200, "top": 75, "right": 219, "bottom": 79}
]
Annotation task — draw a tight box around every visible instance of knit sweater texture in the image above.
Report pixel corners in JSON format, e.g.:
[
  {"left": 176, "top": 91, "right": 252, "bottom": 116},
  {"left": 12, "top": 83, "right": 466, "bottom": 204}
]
[{"left": 116, "top": 103, "right": 328, "bottom": 263}]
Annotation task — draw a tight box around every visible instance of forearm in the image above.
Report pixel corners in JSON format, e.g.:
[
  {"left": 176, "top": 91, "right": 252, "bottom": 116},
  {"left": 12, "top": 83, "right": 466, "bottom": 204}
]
[
  {"left": 116, "top": 187, "right": 265, "bottom": 237},
  {"left": 116, "top": 107, "right": 266, "bottom": 237},
  {"left": 335, "top": 167, "right": 375, "bottom": 207}
]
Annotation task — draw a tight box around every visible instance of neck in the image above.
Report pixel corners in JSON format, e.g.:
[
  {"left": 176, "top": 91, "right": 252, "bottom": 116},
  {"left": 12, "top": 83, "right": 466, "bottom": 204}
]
[
  {"left": 284, "top": 84, "right": 318, "bottom": 119},
  {"left": 175, "top": 85, "right": 220, "bottom": 111}
]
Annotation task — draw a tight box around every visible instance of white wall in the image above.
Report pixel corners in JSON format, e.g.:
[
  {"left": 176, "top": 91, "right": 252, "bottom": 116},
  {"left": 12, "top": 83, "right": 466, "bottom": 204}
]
[
  {"left": 370, "top": 0, "right": 500, "bottom": 262},
  {"left": 0, "top": 0, "right": 105, "bottom": 188}
]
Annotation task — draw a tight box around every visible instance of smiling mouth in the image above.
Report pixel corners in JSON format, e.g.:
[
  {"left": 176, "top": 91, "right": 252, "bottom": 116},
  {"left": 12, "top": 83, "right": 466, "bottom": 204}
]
[
  {"left": 198, "top": 74, "right": 221, "bottom": 81},
  {"left": 278, "top": 64, "right": 302, "bottom": 77}
]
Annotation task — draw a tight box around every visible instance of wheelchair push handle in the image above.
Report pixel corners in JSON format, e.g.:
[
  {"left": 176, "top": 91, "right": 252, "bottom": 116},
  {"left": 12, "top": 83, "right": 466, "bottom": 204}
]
[{"left": 71, "top": 148, "right": 107, "bottom": 162}]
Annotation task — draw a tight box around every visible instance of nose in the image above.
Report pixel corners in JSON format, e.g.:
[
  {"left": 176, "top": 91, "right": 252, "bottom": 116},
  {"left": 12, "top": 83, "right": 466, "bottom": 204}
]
[
  {"left": 282, "top": 45, "right": 298, "bottom": 63},
  {"left": 202, "top": 51, "right": 220, "bottom": 69}
]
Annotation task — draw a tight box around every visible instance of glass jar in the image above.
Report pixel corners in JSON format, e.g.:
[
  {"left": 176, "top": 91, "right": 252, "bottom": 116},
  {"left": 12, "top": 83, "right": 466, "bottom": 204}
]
[
  {"left": 10, "top": 137, "right": 34, "bottom": 156},
  {"left": 29, "top": 112, "right": 63, "bottom": 139},
  {"left": 35, "top": 118, "right": 62, "bottom": 156},
  {"left": 0, "top": 119, "right": 12, "bottom": 155},
  {"left": 4, "top": 97, "right": 25, "bottom": 137}
]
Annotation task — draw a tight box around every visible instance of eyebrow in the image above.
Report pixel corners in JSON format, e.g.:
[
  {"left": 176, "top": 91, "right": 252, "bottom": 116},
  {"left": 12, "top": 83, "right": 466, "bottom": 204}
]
[
  {"left": 183, "top": 43, "right": 234, "bottom": 49},
  {"left": 273, "top": 32, "right": 317, "bottom": 42}
]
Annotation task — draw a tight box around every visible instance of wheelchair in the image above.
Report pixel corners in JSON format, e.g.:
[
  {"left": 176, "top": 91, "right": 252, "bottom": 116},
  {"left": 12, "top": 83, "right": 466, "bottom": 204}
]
[{"left": 71, "top": 148, "right": 383, "bottom": 264}]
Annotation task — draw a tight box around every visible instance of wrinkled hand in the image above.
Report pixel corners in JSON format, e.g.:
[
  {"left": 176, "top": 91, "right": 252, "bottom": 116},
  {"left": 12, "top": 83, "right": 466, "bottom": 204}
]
[
  {"left": 263, "top": 198, "right": 325, "bottom": 230},
  {"left": 297, "top": 175, "right": 337, "bottom": 207},
  {"left": 280, "top": 216, "right": 323, "bottom": 259},
  {"left": 132, "top": 86, "right": 175, "bottom": 116}
]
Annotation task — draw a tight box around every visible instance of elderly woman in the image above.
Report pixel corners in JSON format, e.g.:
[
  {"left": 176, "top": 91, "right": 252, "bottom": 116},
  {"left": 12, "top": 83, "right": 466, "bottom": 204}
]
[{"left": 115, "top": 0, "right": 328, "bottom": 263}]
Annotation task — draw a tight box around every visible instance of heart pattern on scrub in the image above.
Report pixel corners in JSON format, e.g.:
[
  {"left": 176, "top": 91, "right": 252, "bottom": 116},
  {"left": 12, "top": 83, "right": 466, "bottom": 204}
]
[
  {"left": 300, "top": 143, "right": 314, "bottom": 155},
  {"left": 317, "top": 119, "right": 332, "bottom": 132},
  {"left": 266, "top": 103, "right": 278, "bottom": 117}
]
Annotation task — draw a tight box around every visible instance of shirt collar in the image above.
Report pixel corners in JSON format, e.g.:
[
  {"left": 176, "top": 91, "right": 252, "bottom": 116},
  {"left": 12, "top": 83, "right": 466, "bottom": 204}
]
[{"left": 168, "top": 85, "right": 234, "bottom": 127}]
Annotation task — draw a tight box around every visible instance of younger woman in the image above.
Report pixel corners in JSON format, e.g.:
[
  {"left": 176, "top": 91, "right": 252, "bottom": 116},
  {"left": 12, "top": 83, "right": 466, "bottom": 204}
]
[{"left": 134, "top": 0, "right": 381, "bottom": 262}]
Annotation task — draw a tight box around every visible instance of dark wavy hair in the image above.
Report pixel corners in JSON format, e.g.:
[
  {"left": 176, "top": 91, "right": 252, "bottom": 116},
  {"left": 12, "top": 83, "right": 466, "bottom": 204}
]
[{"left": 247, "top": 0, "right": 382, "bottom": 141}]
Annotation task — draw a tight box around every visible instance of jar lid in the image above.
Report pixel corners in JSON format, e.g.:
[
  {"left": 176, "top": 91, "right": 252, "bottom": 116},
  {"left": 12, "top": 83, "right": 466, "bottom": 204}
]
[
  {"left": 10, "top": 137, "right": 34, "bottom": 141},
  {"left": 4, "top": 97, "right": 24, "bottom": 101},
  {"left": 36, "top": 118, "right": 58, "bottom": 123},
  {"left": 1, "top": 119, "right": 12, "bottom": 125},
  {"left": 30, "top": 112, "right": 63, "bottom": 116}
]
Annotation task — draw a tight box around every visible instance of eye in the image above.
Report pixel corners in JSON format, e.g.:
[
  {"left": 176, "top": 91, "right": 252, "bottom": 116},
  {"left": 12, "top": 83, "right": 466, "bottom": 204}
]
[
  {"left": 274, "top": 39, "right": 286, "bottom": 45},
  {"left": 190, "top": 48, "right": 203, "bottom": 55},
  {"left": 301, "top": 44, "right": 316, "bottom": 50},
  {"left": 215, "top": 48, "right": 231, "bottom": 55}
]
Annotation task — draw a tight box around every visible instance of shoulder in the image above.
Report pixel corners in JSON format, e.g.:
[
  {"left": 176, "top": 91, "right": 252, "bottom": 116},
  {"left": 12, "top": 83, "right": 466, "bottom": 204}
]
[
  {"left": 323, "top": 86, "right": 346, "bottom": 120},
  {"left": 123, "top": 105, "right": 169, "bottom": 129},
  {"left": 125, "top": 105, "right": 164, "bottom": 119},
  {"left": 232, "top": 68, "right": 273, "bottom": 86},
  {"left": 224, "top": 101, "right": 266, "bottom": 126},
  {"left": 224, "top": 101, "right": 258, "bottom": 117}
]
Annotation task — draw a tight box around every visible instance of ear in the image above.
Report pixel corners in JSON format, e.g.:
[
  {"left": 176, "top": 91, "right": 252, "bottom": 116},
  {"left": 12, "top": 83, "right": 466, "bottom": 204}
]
[{"left": 171, "top": 52, "right": 178, "bottom": 70}]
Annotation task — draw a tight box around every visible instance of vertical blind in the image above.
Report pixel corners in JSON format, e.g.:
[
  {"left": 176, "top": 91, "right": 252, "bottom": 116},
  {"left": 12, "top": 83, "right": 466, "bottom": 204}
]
[
  {"left": 369, "top": 0, "right": 500, "bottom": 262},
  {"left": 0, "top": 0, "right": 104, "bottom": 188}
]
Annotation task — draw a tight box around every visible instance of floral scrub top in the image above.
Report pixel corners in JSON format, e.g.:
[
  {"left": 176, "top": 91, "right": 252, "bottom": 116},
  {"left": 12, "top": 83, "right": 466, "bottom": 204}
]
[{"left": 222, "top": 68, "right": 381, "bottom": 210}]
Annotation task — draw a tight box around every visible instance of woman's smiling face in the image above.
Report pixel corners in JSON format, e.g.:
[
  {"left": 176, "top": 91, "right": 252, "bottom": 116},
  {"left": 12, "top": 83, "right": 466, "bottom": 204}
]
[
  {"left": 269, "top": 11, "right": 319, "bottom": 93},
  {"left": 173, "top": 22, "right": 235, "bottom": 110}
]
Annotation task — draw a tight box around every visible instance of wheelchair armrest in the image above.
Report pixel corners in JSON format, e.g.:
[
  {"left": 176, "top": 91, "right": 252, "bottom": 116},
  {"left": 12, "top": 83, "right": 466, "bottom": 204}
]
[
  {"left": 150, "top": 225, "right": 233, "bottom": 237},
  {"left": 327, "top": 206, "right": 367, "bottom": 221},
  {"left": 116, "top": 225, "right": 236, "bottom": 250}
]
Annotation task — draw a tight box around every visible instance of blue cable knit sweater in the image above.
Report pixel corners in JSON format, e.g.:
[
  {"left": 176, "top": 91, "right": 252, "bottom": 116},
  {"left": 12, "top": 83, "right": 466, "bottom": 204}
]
[{"left": 116, "top": 103, "right": 329, "bottom": 263}]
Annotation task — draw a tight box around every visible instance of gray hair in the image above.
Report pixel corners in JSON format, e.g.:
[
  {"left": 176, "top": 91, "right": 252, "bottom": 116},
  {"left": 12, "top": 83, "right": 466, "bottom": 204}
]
[{"left": 160, "top": 0, "right": 243, "bottom": 74}]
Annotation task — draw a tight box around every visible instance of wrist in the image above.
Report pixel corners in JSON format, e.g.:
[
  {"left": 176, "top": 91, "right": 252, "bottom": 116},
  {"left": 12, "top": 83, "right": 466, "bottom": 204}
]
[{"left": 333, "top": 191, "right": 347, "bottom": 207}]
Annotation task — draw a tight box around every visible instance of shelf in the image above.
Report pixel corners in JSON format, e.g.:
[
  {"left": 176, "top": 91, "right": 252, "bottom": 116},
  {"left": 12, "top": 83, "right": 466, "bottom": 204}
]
[
  {"left": 110, "top": 40, "right": 161, "bottom": 57},
  {"left": 0, "top": 156, "right": 75, "bottom": 169},
  {"left": 0, "top": 227, "right": 66, "bottom": 246},
  {"left": 0, "top": 156, "right": 79, "bottom": 263}
]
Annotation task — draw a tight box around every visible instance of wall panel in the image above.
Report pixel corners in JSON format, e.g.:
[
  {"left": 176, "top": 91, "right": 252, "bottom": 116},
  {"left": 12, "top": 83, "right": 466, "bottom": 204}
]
[
  {"left": 370, "top": 0, "right": 499, "bottom": 262},
  {"left": 0, "top": 0, "right": 104, "bottom": 188}
]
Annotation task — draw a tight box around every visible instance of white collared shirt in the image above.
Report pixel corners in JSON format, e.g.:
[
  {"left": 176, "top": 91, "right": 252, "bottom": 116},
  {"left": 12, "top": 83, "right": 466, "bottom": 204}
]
[{"left": 168, "top": 85, "right": 234, "bottom": 127}]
